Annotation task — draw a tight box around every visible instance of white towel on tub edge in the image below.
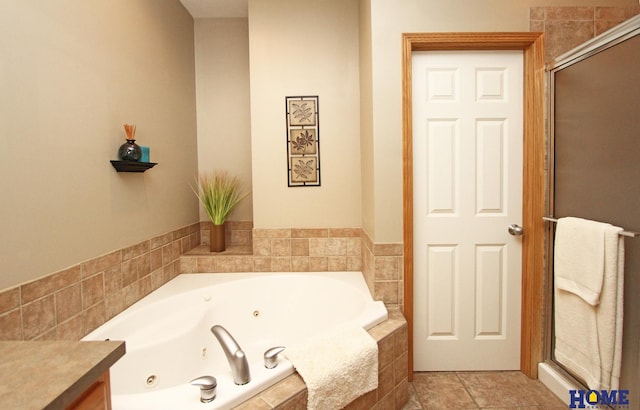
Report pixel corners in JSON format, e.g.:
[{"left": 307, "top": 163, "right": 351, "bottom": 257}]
[{"left": 284, "top": 323, "right": 378, "bottom": 410}]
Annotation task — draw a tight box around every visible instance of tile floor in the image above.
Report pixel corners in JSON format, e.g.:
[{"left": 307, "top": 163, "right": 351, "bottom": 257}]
[{"left": 403, "top": 371, "right": 567, "bottom": 409}]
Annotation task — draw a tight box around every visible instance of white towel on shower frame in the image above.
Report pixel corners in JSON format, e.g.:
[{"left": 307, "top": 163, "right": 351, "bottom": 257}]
[
  {"left": 554, "top": 217, "right": 607, "bottom": 305},
  {"left": 554, "top": 219, "right": 624, "bottom": 390}
]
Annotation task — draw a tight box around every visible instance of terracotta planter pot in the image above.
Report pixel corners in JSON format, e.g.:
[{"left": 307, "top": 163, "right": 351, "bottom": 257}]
[{"left": 210, "top": 223, "right": 226, "bottom": 252}]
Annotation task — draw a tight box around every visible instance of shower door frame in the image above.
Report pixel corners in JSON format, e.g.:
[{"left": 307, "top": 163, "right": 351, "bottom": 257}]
[{"left": 545, "top": 14, "right": 640, "bottom": 395}]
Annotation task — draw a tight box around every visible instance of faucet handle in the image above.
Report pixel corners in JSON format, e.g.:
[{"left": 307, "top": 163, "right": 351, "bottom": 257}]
[
  {"left": 190, "top": 375, "right": 217, "bottom": 403},
  {"left": 264, "top": 346, "right": 286, "bottom": 369}
]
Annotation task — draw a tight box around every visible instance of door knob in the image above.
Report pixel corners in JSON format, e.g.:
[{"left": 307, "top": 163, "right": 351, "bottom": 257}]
[{"left": 508, "top": 224, "right": 524, "bottom": 236}]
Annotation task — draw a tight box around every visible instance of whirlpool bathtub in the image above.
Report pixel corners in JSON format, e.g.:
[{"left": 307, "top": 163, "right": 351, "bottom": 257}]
[{"left": 83, "top": 271, "right": 388, "bottom": 409}]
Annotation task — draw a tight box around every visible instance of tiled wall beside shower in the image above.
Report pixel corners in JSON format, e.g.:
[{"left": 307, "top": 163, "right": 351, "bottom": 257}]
[{"left": 529, "top": 5, "right": 640, "bottom": 62}]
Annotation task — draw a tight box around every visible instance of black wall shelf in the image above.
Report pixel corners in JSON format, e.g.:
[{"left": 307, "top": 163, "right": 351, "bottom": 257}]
[{"left": 110, "top": 160, "right": 157, "bottom": 173}]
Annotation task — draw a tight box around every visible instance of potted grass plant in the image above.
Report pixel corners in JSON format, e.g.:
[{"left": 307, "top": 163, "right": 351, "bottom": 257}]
[{"left": 193, "top": 171, "right": 249, "bottom": 252}]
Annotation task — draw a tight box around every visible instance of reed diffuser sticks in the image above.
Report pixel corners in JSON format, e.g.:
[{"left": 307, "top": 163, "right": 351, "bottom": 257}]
[{"left": 124, "top": 124, "right": 137, "bottom": 140}]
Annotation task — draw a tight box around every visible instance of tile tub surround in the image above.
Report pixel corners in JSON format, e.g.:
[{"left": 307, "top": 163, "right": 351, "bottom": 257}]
[
  {"left": 184, "top": 224, "right": 404, "bottom": 307},
  {"left": 0, "top": 221, "right": 405, "bottom": 341},
  {"left": 0, "top": 223, "right": 200, "bottom": 341},
  {"left": 234, "top": 308, "right": 409, "bottom": 410}
]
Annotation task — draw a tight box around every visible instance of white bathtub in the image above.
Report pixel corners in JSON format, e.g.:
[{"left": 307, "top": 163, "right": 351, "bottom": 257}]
[{"left": 83, "top": 271, "right": 388, "bottom": 409}]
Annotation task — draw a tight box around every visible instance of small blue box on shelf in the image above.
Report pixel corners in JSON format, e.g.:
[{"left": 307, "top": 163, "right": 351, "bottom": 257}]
[{"left": 140, "top": 146, "right": 150, "bottom": 163}]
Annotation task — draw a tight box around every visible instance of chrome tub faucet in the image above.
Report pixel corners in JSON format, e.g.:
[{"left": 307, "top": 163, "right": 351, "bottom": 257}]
[{"left": 210, "top": 325, "right": 251, "bottom": 385}]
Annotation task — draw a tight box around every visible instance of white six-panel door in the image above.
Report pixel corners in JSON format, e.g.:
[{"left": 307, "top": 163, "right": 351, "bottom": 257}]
[{"left": 412, "top": 50, "right": 523, "bottom": 370}]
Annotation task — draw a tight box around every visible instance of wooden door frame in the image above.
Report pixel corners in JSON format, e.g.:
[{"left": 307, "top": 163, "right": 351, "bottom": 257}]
[{"left": 402, "top": 32, "right": 545, "bottom": 380}]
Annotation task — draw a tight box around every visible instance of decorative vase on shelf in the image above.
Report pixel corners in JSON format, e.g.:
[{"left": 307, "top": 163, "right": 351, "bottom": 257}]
[
  {"left": 210, "top": 224, "right": 226, "bottom": 252},
  {"left": 118, "top": 139, "right": 142, "bottom": 161}
]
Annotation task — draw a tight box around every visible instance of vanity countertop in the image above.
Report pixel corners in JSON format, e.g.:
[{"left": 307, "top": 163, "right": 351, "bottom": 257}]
[{"left": 0, "top": 340, "right": 125, "bottom": 410}]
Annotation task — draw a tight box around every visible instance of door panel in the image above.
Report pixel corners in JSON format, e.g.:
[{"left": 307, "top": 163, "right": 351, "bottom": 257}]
[{"left": 413, "top": 50, "right": 523, "bottom": 371}]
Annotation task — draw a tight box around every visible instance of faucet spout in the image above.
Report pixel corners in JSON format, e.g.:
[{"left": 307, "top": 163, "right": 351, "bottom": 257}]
[{"left": 210, "top": 325, "right": 251, "bottom": 385}]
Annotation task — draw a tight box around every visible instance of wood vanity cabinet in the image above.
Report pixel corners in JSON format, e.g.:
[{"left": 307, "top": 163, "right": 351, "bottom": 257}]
[{"left": 66, "top": 371, "right": 112, "bottom": 410}]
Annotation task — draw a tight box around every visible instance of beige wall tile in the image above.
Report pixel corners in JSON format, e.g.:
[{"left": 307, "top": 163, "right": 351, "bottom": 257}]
[
  {"left": 150, "top": 268, "right": 165, "bottom": 290},
  {"left": 530, "top": 20, "right": 544, "bottom": 32},
  {"left": 271, "top": 257, "right": 291, "bottom": 272},
  {"left": 375, "top": 257, "right": 399, "bottom": 281},
  {"left": 530, "top": 7, "right": 544, "bottom": 20},
  {"left": 253, "top": 237, "right": 271, "bottom": 256},
  {"left": 328, "top": 228, "right": 360, "bottom": 237},
  {"left": 327, "top": 256, "right": 347, "bottom": 271},
  {"left": 197, "top": 257, "right": 215, "bottom": 272},
  {"left": 105, "top": 291, "right": 126, "bottom": 321},
  {"left": 150, "top": 248, "right": 163, "bottom": 271},
  {"left": 161, "top": 244, "right": 174, "bottom": 266},
  {"left": 253, "top": 228, "right": 291, "bottom": 238},
  {"left": 232, "top": 397, "right": 271, "bottom": 410},
  {"left": 56, "top": 314, "right": 84, "bottom": 341},
  {"left": 545, "top": 20, "right": 594, "bottom": 59},
  {"left": 122, "top": 241, "right": 150, "bottom": 261},
  {"left": 214, "top": 256, "right": 235, "bottom": 273},
  {"left": 180, "top": 257, "right": 197, "bottom": 273},
  {"left": 0, "top": 309, "right": 22, "bottom": 340},
  {"left": 291, "top": 256, "right": 309, "bottom": 272},
  {"left": 230, "top": 229, "right": 252, "bottom": 246},
  {"left": 291, "top": 238, "right": 309, "bottom": 256},
  {"left": 0, "top": 287, "right": 20, "bottom": 315},
  {"left": 22, "top": 295, "right": 56, "bottom": 340},
  {"left": 346, "top": 237, "right": 361, "bottom": 256},
  {"left": 378, "top": 334, "right": 395, "bottom": 369},
  {"left": 326, "top": 238, "right": 346, "bottom": 256},
  {"left": 55, "top": 283, "right": 82, "bottom": 323},
  {"left": 373, "top": 243, "right": 403, "bottom": 256},
  {"left": 21, "top": 265, "right": 81, "bottom": 304},
  {"left": 545, "top": 6, "right": 593, "bottom": 20},
  {"left": 81, "top": 251, "right": 121, "bottom": 278},
  {"left": 253, "top": 257, "right": 271, "bottom": 272},
  {"left": 134, "top": 253, "right": 151, "bottom": 279},
  {"left": 394, "top": 324, "right": 408, "bottom": 357},
  {"left": 291, "top": 228, "right": 328, "bottom": 238},
  {"left": 378, "top": 363, "right": 395, "bottom": 400},
  {"left": 235, "top": 256, "right": 254, "bottom": 272},
  {"left": 103, "top": 265, "right": 123, "bottom": 295},
  {"left": 394, "top": 378, "right": 409, "bottom": 409},
  {"left": 150, "top": 232, "right": 173, "bottom": 250},
  {"left": 83, "top": 302, "right": 106, "bottom": 335},
  {"left": 346, "top": 256, "right": 362, "bottom": 272},
  {"left": 595, "top": 20, "right": 626, "bottom": 35},
  {"left": 139, "top": 275, "right": 152, "bottom": 298},
  {"left": 271, "top": 238, "right": 291, "bottom": 256},
  {"left": 308, "top": 257, "right": 328, "bottom": 271},
  {"left": 121, "top": 259, "right": 137, "bottom": 287},
  {"left": 308, "top": 238, "right": 326, "bottom": 256},
  {"left": 375, "top": 281, "right": 399, "bottom": 305},
  {"left": 596, "top": 6, "right": 627, "bottom": 20},
  {"left": 260, "top": 373, "right": 306, "bottom": 407},
  {"left": 394, "top": 351, "right": 409, "bottom": 386}
]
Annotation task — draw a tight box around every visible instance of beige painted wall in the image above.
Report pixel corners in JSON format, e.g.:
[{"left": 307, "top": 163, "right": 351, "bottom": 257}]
[
  {"left": 359, "top": 0, "right": 375, "bottom": 239},
  {"left": 194, "top": 18, "right": 253, "bottom": 222},
  {"left": 0, "top": 1, "right": 199, "bottom": 290},
  {"left": 248, "top": 0, "right": 362, "bottom": 229},
  {"left": 363, "top": 0, "right": 637, "bottom": 242}
]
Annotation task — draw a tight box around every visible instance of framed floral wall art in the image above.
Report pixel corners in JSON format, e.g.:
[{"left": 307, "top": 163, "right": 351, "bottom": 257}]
[{"left": 286, "top": 96, "right": 320, "bottom": 186}]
